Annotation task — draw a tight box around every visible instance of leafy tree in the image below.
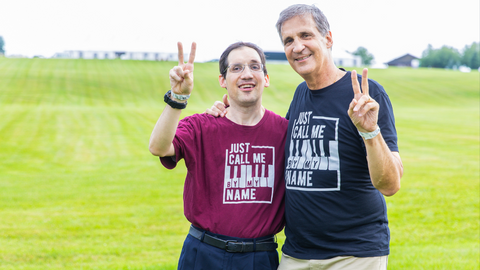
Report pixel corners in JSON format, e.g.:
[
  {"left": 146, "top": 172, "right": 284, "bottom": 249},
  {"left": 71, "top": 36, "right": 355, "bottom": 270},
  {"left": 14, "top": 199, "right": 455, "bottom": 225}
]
[
  {"left": 351, "top": 46, "right": 374, "bottom": 65},
  {"left": 0, "top": 36, "right": 4, "bottom": 55},
  {"left": 420, "top": 44, "right": 461, "bottom": 68},
  {"left": 461, "top": 42, "right": 480, "bottom": 69}
]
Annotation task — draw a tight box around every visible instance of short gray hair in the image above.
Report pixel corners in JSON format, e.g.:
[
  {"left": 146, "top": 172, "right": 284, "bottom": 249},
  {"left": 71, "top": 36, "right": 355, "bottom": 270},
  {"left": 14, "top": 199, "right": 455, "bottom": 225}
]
[{"left": 275, "top": 4, "right": 330, "bottom": 42}]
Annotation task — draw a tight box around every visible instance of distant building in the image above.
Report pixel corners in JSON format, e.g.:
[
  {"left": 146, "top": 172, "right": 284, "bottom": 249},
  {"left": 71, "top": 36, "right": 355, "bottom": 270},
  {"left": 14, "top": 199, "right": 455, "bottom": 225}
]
[
  {"left": 264, "top": 49, "right": 362, "bottom": 67},
  {"left": 5, "top": 54, "right": 27, "bottom": 58},
  {"left": 51, "top": 52, "right": 71, "bottom": 58},
  {"left": 55, "top": 50, "right": 187, "bottom": 61},
  {"left": 265, "top": 51, "right": 288, "bottom": 64},
  {"left": 386, "top": 54, "right": 420, "bottom": 67},
  {"left": 333, "top": 49, "right": 362, "bottom": 67}
]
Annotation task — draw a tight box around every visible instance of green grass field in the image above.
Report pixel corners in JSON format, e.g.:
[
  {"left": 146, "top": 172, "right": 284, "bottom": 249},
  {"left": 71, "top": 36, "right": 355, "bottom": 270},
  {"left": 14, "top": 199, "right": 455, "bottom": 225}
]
[{"left": 0, "top": 58, "right": 478, "bottom": 269}]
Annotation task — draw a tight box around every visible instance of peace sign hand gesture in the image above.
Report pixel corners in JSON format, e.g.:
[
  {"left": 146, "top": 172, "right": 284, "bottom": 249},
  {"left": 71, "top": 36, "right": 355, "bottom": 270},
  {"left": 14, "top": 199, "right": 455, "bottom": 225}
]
[
  {"left": 169, "top": 42, "right": 196, "bottom": 96},
  {"left": 348, "top": 68, "right": 379, "bottom": 133}
]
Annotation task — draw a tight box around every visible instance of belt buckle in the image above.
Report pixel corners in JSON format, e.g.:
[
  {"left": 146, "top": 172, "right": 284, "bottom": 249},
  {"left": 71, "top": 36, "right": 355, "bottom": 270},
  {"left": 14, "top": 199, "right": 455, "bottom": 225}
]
[{"left": 225, "top": 240, "right": 244, "bottom": 253}]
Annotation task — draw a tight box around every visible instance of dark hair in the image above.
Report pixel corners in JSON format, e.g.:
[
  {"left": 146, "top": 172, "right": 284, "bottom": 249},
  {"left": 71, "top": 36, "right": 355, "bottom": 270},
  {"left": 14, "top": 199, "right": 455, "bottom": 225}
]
[
  {"left": 275, "top": 4, "right": 330, "bottom": 41},
  {"left": 219, "top": 41, "right": 268, "bottom": 78}
]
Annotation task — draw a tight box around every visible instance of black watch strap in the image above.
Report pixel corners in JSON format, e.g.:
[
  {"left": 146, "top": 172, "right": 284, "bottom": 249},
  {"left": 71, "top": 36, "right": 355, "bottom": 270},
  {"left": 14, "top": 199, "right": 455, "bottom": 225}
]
[{"left": 164, "top": 90, "right": 187, "bottom": 109}]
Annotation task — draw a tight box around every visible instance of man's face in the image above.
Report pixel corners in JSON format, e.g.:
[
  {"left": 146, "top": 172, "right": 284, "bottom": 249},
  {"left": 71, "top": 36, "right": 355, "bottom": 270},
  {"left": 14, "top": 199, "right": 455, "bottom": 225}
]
[
  {"left": 219, "top": 47, "right": 269, "bottom": 106},
  {"left": 280, "top": 15, "right": 332, "bottom": 79}
]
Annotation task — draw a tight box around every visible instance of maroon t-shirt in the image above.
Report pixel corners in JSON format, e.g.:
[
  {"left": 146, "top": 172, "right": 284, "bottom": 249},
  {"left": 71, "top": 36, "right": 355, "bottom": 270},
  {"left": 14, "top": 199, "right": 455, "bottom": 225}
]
[{"left": 160, "top": 110, "right": 288, "bottom": 238}]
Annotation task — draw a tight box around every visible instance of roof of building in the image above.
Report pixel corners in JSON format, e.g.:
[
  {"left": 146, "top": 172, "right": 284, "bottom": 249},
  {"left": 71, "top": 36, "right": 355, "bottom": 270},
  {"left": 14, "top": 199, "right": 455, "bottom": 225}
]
[{"left": 386, "top": 54, "right": 419, "bottom": 65}]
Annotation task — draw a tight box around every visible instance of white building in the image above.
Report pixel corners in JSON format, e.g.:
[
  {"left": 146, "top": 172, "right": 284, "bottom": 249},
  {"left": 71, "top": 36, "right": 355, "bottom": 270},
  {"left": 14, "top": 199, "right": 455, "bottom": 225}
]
[
  {"left": 265, "top": 49, "right": 362, "bottom": 67},
  {"left": 333, "top": 49, "right": 362, "bottom": 67},
  {"left": 57, "top": 50, "right": 186, "bottom": 61}
]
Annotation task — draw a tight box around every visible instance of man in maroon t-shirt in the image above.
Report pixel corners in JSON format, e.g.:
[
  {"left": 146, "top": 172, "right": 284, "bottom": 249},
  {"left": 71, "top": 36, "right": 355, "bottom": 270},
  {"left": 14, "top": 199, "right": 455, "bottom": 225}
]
[{"left": 149, "top": 41, "right": 288, "bottom": 270}]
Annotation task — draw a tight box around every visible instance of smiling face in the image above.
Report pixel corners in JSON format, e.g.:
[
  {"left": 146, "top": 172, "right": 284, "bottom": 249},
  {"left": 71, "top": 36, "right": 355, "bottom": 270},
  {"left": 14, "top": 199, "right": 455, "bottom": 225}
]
[
  {"left": 219, "top": 46, "right": 270, "bottom": 107},
  {"left": 280, "top": 15, "right": 333, "bottom": 81}
]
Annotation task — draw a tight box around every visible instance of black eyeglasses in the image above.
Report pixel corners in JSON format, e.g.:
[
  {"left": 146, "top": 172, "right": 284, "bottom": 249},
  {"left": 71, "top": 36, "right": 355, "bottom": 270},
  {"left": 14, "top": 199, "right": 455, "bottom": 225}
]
[{"left": 224, "top": 63, "right": 264, "bottom": 74}]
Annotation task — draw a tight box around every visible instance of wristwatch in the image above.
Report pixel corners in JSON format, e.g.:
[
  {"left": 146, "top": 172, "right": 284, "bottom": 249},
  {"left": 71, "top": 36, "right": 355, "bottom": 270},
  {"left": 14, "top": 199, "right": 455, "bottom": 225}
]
[
  {"left": 358, "top": 126, "right": 381, "bottom": 140},
  {"left": 164, "top": 90, "right": 187, "bottom": 109}
]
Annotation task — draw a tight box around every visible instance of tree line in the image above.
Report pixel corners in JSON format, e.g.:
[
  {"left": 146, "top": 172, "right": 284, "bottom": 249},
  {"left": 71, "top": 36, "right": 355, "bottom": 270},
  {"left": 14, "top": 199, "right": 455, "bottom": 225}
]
[
  {"left": 351, "top": 42, "right": 479, "bottom": 69},
  {"left": 0, "top": 36, "right": 4, "bottom": 55},
  {"left": 420, "top": 42, "right": 479, "bottom": 69}
]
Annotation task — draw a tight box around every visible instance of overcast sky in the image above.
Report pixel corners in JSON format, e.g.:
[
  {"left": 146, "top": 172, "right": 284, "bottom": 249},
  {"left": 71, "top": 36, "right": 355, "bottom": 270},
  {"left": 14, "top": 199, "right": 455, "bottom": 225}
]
[{"left": 1, "top": 0, "right": 478, "bottom": 64}]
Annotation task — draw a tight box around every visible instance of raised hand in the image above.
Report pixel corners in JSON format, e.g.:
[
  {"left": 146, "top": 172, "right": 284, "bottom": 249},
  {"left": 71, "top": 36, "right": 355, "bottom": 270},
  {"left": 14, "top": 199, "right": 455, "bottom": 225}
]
[
  {"left": 348, "top": 68, "right": 379, "bottom": 133},
  {"left": 169, "top": 42, "right": 197, "bottom": 95}
]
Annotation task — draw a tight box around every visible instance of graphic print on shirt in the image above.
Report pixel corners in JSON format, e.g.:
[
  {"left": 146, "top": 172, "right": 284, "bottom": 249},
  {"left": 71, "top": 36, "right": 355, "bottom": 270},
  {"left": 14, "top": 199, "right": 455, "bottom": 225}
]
[
  {"left": 286, "top": 111, "right": 340, "bottom": 191},
  {"left": 223, "top": 143, "right": 275, "bottom": 204}
]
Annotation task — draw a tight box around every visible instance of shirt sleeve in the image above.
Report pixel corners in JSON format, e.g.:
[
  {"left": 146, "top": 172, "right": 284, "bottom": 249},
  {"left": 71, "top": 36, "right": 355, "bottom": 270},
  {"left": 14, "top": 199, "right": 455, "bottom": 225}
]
[{"left": 160, "top": 155, "right": 178, "bottom": 169}]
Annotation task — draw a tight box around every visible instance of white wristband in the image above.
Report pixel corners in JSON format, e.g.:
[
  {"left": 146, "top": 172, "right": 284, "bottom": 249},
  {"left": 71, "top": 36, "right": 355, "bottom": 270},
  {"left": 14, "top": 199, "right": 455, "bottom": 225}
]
[
  {"left": 171, "top": 91, "right": 191, "bottom": 101},
  {"left": 359, "top": 126, "right": 380, "bottom": 140}
]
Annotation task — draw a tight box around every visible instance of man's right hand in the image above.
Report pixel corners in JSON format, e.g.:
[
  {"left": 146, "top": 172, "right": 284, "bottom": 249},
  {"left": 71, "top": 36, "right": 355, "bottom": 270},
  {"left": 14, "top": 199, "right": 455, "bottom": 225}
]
[
  {"left": 204, "top": 94, "right": 230, "bottom": 117},
  {"left": 148, "top": 42, "right": 196, "bottom": 158},
  {"left": 169, "top": 42, "right": 196, "bottom": 96}
]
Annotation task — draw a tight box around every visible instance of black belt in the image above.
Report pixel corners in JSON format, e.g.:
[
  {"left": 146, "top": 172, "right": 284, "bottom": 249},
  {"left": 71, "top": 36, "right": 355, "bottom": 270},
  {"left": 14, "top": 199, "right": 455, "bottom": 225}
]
[{"left": 188, "top": 225, "right": 278, "bottom": 253}]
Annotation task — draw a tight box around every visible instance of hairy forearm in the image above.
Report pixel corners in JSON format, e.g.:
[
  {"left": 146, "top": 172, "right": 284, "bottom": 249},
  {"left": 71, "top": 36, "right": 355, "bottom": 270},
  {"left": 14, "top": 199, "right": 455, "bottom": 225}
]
[
  {"left": 149, "top": 106, "right": 182, "bottom": 157},
  {"left": 364, "top": 133, "right": 404, "bottom": 196}
]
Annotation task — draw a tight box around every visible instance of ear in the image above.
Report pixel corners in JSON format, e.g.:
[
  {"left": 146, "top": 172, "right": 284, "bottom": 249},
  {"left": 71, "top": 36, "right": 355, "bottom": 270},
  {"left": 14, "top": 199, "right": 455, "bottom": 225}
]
[
  {"left": 219, "top": 74, "right": 227, "bottom": 88},
  {"left": 325, "top": 31, "right": 333, "bottom": 49},
  {"left": 264, "top": 74, "right": 270, "bottom": 87}
]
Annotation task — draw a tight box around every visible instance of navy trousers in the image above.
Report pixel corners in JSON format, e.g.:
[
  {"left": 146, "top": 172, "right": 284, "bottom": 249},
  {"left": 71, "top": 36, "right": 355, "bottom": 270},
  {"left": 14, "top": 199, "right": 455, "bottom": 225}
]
[{"left": 177, "top": 231, "right": 279, "bottom": 270}]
